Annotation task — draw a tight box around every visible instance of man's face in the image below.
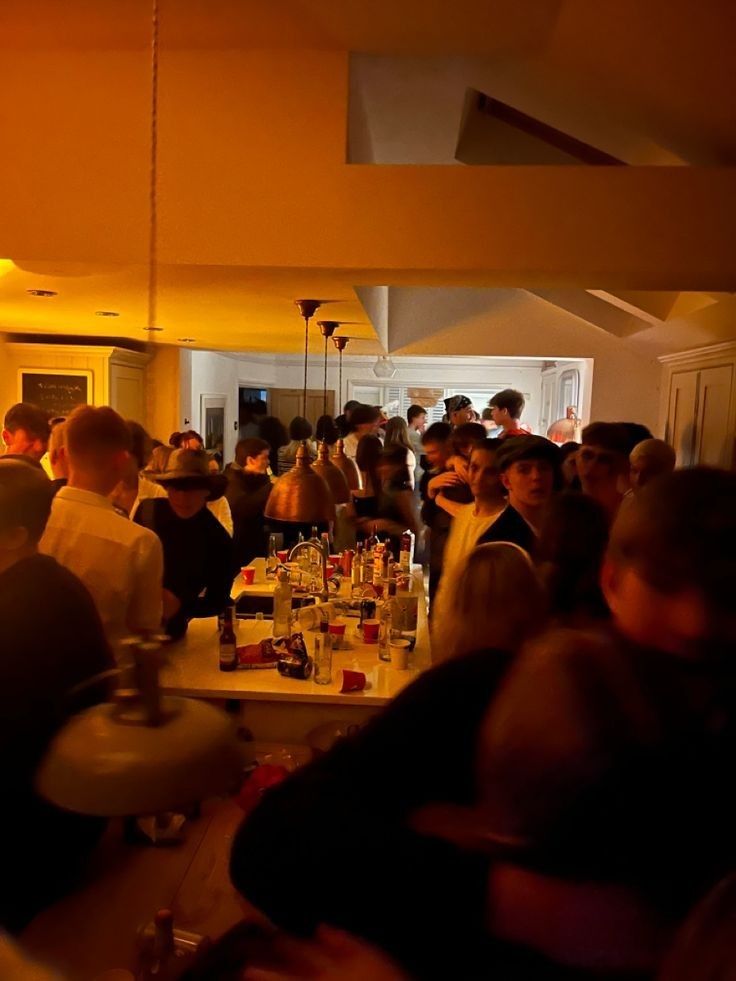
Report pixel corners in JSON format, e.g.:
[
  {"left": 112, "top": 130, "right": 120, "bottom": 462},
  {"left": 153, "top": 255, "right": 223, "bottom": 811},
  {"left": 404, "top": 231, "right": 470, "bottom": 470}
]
[
  {"left": 577, "top": 444, "right": 625, "bottom": 494},
  {"left": 357, "top": 421, "right": 379, "bottom": 436},
  {"left": 246, "top": 449, "right": 270, "bottom": 474},
  {"left": 489, "top": 405, "right": 507, "bottom": 427},
  {"left": 450, "top": 407, "right": 474, "bottom": 427},
  {"left": 501, "top": 458, "right": 554, "bottom": 509},
  {"left": 468, "top": 448, "right": 500, "bottom": 500},
  {"left": 2, "top": 427, "right": 48, "bottom": 462},
  {"left": 423, "top": 440, "right": 449, "bottom": 471},
  {"left": 412, "top": 413, "right": 427, "bottom": 433},
  {"left": 167, "top": 485, "right": 210, "bottom": 519}
]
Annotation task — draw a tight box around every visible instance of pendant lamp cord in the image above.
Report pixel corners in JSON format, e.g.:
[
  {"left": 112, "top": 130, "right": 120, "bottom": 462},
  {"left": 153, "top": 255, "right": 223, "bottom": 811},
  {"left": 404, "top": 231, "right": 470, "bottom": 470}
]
[
  {"left": 323, "top": 335, "right": 328, "bottom": 417},
  {"left": 338, "top": 349, "right": 343, "bottom": 417},
  {"left": 303, "top": 316, "right": 309, "bottom": 417},
  {"left": 147, "top": 0, "right": 160, "bottom": 335}
]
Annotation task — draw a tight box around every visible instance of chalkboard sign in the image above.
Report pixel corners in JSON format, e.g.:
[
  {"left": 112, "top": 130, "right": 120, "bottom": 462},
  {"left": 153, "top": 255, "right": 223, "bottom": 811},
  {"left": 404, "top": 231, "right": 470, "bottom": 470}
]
[{"left": 20, "top": 371, "right": 91, "bottom": 418}]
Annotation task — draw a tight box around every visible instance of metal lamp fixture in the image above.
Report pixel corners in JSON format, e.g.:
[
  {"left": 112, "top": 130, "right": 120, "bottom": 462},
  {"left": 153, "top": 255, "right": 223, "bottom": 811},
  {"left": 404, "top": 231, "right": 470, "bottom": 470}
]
[
  {"left": 331, "top": 438, "right": 362, "bottom": 491},
  {"left": 37, "top": 640, "right": 241, "bottom": 816},
  {"left": 265, "top": 442, "right": 336, "bottom": 523},
  {"left": 317, "top": 320, "right": 340, "bottom": 416},
  {"left": 332, "top": 335, "right": 349, "bottom": 411},
  {"left": 312, "top": 439, "right": 350, "bottom": 504},
  {"left": 295, "top": 299, "right": 322, "bottom": 417}
]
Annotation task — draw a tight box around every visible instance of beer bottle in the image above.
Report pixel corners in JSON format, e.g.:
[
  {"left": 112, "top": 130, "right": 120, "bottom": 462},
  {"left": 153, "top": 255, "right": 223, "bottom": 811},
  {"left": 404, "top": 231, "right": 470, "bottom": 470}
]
[{"left": 219, "top": 606, "right": 237, "bottom": 672}]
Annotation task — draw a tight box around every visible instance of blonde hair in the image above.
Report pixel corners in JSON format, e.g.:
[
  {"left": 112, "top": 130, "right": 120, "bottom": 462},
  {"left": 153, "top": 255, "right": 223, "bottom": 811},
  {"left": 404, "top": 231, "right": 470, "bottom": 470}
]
[
  {"left": 443, "top": 542, "right": 547, "bottom": 660},
  {"left": 48, "top": 419, "right": 67, "bottom": 455}
]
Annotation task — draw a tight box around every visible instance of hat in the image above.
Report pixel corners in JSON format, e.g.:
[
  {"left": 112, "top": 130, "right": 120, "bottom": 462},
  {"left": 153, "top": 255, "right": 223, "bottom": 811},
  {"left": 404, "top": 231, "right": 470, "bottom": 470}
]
[
  {"left": 443, "top": 395, "right": 472, "bottom": 414},
  {"left": 154, "top": 448, "right": 227, "bottom": 501},
  {"left": 495, "top": 435, "right": 560, "bottom": 472}
]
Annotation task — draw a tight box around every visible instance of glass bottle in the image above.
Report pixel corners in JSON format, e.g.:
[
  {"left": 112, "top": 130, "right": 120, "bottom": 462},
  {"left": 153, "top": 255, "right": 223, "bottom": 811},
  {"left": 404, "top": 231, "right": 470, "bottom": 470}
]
[
  {"left": 266, "top": 533, "right": 278, "bottom": 578},
  {"left": 378, "top": 582, "right": 395, "bottom": 662},
  {"left": 313, "top": 621, "right": 333, "bottom": 685},
  {"left": 273, "top": 570, "right": 293, "bottom": 638},
  {"left": 219, "top": 606, "right": 237, "bottom": 672}
]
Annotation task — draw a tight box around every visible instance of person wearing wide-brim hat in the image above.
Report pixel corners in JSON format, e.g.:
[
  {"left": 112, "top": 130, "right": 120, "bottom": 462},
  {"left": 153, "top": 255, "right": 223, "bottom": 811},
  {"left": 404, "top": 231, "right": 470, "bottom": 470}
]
[
  {"left": 134, "top": 449, "right": 233, "bottom": 639},
  {"left": 153, "top": 448, "right": 228, "bottom": 500}
]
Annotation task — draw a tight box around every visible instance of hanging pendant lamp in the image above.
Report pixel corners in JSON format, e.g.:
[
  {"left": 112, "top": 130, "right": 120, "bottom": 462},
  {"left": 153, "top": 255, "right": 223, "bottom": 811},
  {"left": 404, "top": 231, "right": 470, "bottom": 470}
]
[
  {"left": 331, "top": 437, "right": 362, "bottom": 491},
  {"left": 333, "top": 335, "right": 349, "bottom": 412},
  {"left": 265, "top": 442, "right": 336, "bottom": 523},
  {"left": 312, "top": 439, "right": 350, "bottom": 504},
  {"left": 295, "top": 299, "right": 322, "bottom": 417},
  {"left": 547, "top": 406, "right": 582, "bottom": 444},
  {"left": 317, "top": 320, "right": 339, "bottom": 417}
]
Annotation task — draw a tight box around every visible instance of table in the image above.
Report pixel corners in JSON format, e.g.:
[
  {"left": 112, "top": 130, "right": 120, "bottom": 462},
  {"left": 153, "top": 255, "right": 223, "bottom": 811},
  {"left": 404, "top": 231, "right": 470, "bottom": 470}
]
[
  {"left": 22, "top": 799, "right": 248, "bottom": 980},
  {"left": 164, "top": 569, "right": 431, "bottom": 741}
]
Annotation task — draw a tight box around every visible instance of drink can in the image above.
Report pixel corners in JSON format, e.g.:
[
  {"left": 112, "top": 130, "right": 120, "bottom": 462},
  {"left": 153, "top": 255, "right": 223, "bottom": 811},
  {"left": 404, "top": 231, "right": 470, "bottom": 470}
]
[{"left": 360, "top": 598, "right": 376, "bottom": 625}]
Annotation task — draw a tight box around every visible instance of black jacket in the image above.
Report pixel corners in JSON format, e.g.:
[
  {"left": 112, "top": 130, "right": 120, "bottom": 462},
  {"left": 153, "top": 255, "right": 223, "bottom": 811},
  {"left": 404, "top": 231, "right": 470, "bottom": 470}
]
[{"left": 225, "top": 468, "right": 273, "bottom": 567}]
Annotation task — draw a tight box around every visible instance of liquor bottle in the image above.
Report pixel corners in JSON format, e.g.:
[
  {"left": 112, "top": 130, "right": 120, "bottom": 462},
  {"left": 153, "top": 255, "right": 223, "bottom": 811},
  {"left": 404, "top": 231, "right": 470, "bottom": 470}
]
[
  {"left": 378, "top": 583, "right": 395, "bottom": 662},
  {"left": 351, "top": 543, "right": 364, "bottom": 590},
  {"left": 266, "top": 534, "right": 278, "bottom": 578},
  {"left": 308, "top": 525, "right": 322, "bottom": 572},
  {"left": 366, "top": 523, "right": 379, "bottom": 556},
  {"left": 273, "top": 570, "right": 293, "bottom": 638},
  {"left": 372, "top": 540, "right": 385, "bottom": 588},
  {"left": 400, "top": 531, "right": 412, "bottom": 573},
  {"left": 219, "top": 606, "right": 237, "bottom": 672}
]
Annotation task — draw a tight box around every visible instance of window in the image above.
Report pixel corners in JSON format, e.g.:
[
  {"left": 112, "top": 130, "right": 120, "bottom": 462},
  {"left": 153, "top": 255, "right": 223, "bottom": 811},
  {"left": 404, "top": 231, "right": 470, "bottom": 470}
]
[{"left": 556, "top": 369, "right": 580, "bottom": 421}]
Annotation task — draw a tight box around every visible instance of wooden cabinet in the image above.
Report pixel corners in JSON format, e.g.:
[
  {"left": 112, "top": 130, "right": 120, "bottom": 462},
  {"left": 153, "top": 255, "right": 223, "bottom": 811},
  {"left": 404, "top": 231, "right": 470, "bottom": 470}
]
[{"left": 660, "top": 344, "right": 736, "bottom": 469}]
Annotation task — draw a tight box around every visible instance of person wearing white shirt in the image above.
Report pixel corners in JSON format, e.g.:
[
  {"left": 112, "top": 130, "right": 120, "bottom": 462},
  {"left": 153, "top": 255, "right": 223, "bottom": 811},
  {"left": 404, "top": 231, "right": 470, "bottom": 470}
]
[
  {"left": 342, "top": 404, "right": 382, "bottom": 460},
  {"left": 39, "top": 405, "right": 163, "bottom": 654},
  {"left": 430, "top": 441, "right": 506, "bottom": 658}
]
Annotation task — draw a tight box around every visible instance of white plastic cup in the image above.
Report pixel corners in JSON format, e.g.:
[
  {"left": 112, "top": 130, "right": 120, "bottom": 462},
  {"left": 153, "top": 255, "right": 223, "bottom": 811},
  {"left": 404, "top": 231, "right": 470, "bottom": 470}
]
[{"left": 389, "top": 638, "right": 410, "bottom": 670}]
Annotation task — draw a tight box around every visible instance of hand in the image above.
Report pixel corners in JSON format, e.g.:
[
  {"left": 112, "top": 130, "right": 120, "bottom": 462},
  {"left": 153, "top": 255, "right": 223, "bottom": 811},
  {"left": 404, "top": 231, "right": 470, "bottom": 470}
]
[
  {"left": 242, "top": 925, "right": 408, "bottom": 981},
  {"left": 162, "top": 588, "right": 181, "bottom": 620},
  {"left": 427, "top": 471, "right": 462, "bottom": 498}
]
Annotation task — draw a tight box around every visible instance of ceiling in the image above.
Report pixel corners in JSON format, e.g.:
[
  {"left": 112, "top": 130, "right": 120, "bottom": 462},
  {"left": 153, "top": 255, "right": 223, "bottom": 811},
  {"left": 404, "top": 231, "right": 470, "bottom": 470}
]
[{"left": 1, "top": 0, "right": 735, "bottom": 357}]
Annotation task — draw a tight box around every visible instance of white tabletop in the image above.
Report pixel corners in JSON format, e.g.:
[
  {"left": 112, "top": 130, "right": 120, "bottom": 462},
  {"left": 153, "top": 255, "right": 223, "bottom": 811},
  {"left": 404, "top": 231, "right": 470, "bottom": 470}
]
[{"left": 163, "top": 569, "right": 430, "bottom": 708}]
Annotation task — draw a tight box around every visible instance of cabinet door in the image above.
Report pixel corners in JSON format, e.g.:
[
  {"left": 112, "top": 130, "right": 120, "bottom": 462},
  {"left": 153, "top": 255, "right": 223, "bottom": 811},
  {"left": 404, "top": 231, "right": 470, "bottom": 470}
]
[
  {"left": 667, "top": 369, "right": 698, "bottom": 466},
  {"left": 110, "top": 364, "right": 145, "bottom": 422},
  {"left": 694, "top": 364, "right": 734, "bottom": 467}
]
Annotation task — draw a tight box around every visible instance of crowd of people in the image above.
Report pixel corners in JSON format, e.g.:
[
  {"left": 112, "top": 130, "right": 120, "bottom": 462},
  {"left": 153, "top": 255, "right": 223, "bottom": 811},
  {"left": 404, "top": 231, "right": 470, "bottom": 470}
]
[{"left": 2, "top": 390, "right": 736, "bottom": 979}]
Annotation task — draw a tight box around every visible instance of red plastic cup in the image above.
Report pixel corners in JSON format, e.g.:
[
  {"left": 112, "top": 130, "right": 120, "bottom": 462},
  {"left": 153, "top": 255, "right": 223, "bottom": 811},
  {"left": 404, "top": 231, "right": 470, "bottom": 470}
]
[
  {"left": 339, "top": 668, "right": 367, "bottom": 693},
  {"left": 328, "top": 620, "right": 346, "bottom": 649},
  {"left": 362, "top": 618, "right": 380, "bottom": 644},
  {"left": 276, "top": 550, "right": 289, "bottom": 563},
  {"left": 241, "top": 567, "right": 256, "bottom": 585}
]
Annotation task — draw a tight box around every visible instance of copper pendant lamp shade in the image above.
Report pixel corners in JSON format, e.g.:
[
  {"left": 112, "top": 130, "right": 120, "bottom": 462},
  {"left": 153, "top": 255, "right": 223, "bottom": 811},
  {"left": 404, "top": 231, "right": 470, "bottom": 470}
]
[
  {"left": 331, "top": 438, "right": 362, "bottom": 491},
  {"left": 265, "top": 443, "right": 336, "bottom": 524},
  {"left": 312, "top": 440, "right": 351, "bottom": 504},
  {"left": 546, "top": 406, "right": 582, "bottom": 444}
]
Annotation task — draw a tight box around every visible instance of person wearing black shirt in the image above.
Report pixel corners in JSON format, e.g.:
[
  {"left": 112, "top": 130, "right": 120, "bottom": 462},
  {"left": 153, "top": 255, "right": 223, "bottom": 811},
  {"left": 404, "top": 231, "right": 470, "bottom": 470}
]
[
  {"left": 0, "top": 460, "right": 112, "bottom": 932},
  {"left": 225, "top": 437, "right": 273, "bottom": 567},
  {"left": 135, "top": 449, "right": 234, "bottom": 639}
]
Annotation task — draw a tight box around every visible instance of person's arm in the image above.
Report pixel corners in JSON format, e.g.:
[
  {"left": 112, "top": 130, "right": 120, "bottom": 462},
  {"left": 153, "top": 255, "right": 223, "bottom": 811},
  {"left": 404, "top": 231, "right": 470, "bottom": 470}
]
[
  {"left": 435, "top": 492, "right": 465, "bottom": 517},
  {"left": 426, "top": 470, "right": 463, "bottom": 500}
]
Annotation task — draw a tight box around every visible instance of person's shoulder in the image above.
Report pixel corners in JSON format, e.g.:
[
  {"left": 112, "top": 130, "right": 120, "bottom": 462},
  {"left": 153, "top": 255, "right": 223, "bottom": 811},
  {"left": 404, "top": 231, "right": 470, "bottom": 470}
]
[{"left": 25, "top": 553, "right": 102, "bottom": 609}]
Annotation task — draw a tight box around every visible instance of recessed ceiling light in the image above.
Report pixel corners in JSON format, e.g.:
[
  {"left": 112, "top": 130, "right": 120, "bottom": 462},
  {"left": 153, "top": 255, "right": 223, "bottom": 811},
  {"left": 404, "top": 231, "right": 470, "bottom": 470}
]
[
  {"left": 143, "top": 326, "right": 163, "bottom": 332},
  {"left": 27, "top": 288, "right": 57, "bottom": 297},
  {"left": 95, "top": 310, "right": 119, "bottom": 317},
  {"left": 177, "top": 337, "right": 196, "bottom": 343}
]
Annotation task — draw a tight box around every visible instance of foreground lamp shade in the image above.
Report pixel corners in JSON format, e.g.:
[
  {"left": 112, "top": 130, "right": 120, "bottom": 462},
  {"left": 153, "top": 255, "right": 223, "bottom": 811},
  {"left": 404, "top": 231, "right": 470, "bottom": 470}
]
[
  {"left": 36, "top": 697, "right": 241, "bottom": 817},
  {"left": 547, "top": 406, "right": 582, "bottom": 444},
  {"left": 265, "top": 442, "right": 336, "bottom": 524},
  {"left": 331, "top": 439, "right": 362, "bottom": 491},
  {"left": 311, "top": 441, "right": 351, "bottom": 504}
]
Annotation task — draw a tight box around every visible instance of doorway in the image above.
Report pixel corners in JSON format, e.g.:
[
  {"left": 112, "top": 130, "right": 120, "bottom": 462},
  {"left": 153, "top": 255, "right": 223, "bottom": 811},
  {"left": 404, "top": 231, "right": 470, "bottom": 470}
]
[{"left": 238, "top": 386, "right": 269, "bottom": 437}]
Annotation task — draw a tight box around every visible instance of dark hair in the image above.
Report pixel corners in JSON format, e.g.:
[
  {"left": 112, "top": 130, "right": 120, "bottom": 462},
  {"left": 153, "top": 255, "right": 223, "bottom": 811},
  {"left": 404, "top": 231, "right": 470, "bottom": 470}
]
[
  {"left": 407, "top": 404, "right": 426, "bottom": 424},
  {"left": 618, "top": 422, "right": 654, "bottom": 455},
  {"left": 609, "top": 467, "right": 736, "bottom": 618},
  {"left": 3, "top": 403, "right": 50, "bottom": 440},
  {"left": 495, "top": 435, "right": 560, "bottom": 473},
  {"left": 356, "top": 434, "right": 383, "bottom": 493},
  {"left": 343, "top": 400, "right": 360, "bottom": 415},
  {"left": 126, "top": 420, "right": 154, "bottom": 471},
  {"left": 349, "top": 404, "right": 381, "bottom": 429},
  {"left": 537, "top": 492, "right": 610, "bottom": 622},
  {"left": 315, "top": 415, "right": 339, "bottom": 445},
  {"left": 235, "top": 437, "right": 270, "bottom": 467},
  {"left": 66, "top": 405, "right": 132, "bottom": 459},
  {"left": 384, "top": 417, "right": 413, "bottom": 453},
  {"left": 258, "top": 415, "right": 289, "bottom": 448},
  {"left": 489, "top": 389, "right": 525, "bottom": 420},
  {"left": 169, "top": 431, "right": 183, "bottom": 448},
  {"left": 471, "top": 437, "right": 502, "bottom": 456},
  {"left": 582, "top": 422, "right": 630, "bottom": 457},
  {"left": 451, "top": 422, "right": 487, "bottom": 457},
  {"left": 481, "top": 407, "right": 495, "bottom": 422},
  {"left": 422, "top": 421, "right": 452, "bottom": 446},
  {"left": 0, "top": 459, "right": 53, "bottom": 544},
  {"left": 180, "top": 429, "right": 204, "bottom": 447},
  {"left": 288, "top": 416, "right": 313, "bottom": 441},
  {"left": 558, "top": 441, "right": 581, "bottom": 463},
  {"left": 380, "top": 444, "right": 411, "bottom": 489}
]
